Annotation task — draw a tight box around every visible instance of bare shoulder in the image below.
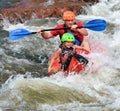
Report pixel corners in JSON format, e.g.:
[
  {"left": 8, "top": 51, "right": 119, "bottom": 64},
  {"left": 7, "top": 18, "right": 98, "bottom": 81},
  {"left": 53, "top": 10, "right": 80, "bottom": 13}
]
[
  {"left": 56, "top": 48, "right": 62, "bottom": 53},
  {"left": 53, "top": 48, "right": 62, "bottom": 54}
]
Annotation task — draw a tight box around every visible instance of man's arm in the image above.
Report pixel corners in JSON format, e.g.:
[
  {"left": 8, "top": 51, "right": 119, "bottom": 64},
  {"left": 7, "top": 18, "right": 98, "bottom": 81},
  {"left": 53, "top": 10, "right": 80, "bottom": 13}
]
[
  {"left": 70, "top": 24, "right": 88, "bottom": 36},
  {"left": 76, "top": 28, "right": 88, "bottom": 36},
  {"left": 37, "top": 29, "right": 54, "bottom": 39}
]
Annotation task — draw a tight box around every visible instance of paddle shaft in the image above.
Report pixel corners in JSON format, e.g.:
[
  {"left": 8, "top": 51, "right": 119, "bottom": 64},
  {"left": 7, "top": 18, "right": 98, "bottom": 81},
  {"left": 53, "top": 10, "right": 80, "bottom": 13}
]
[
  {"left": 31, "top": 26, "right": 84, "bottom": 34},
  {"left": 31, "top": 23, "right": 104, "bottom": 34}
]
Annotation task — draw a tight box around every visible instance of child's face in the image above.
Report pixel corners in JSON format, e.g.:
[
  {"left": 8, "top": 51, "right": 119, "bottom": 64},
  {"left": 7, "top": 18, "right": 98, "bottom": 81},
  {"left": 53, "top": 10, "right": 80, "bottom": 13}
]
[{"left": 64, "top": 42, "right": 74, "bottom": 48}]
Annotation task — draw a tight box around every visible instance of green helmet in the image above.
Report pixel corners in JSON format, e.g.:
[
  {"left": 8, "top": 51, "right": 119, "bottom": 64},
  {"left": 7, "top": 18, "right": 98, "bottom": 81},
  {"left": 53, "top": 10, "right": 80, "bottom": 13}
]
[{"left": 61, "top": 33, "right": 75, "bottom": 42}]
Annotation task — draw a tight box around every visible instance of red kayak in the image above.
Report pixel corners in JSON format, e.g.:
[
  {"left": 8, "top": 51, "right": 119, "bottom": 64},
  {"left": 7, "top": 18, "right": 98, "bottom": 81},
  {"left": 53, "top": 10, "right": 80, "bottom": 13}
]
[{"left": 48, "top": 49, "right": 90, "bottom": 75}]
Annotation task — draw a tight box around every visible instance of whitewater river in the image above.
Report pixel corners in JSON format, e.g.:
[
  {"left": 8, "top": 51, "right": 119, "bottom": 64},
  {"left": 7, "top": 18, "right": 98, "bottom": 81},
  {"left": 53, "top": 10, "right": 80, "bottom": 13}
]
[{"left": 0, "top": 0, "right": 120, "bottom": 110}]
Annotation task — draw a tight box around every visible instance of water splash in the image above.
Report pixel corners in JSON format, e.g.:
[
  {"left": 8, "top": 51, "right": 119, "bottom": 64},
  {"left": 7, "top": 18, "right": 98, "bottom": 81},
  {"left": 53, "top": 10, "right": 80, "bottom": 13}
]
[{"left": 0, "top": 0, "right": 120, "bottom": 110}]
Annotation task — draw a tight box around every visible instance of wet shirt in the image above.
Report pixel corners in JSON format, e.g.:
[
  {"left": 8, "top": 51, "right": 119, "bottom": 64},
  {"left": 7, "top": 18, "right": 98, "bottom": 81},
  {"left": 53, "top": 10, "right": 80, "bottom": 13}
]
[{"left": 50, "top": 22, "right": 84, "bottom": 44}]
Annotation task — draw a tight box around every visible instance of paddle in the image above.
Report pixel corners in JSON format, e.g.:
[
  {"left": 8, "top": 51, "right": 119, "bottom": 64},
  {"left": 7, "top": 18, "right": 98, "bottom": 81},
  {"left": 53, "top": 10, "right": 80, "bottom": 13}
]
[{"left": 9, "top": 19, "right": 106, "bottom": 40}]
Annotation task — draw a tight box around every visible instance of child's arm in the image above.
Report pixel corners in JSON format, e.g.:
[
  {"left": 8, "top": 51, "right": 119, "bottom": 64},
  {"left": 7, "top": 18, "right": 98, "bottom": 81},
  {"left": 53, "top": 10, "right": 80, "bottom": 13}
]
[
  {"left": 48, "top": 48, "right": 61, "bottom": 70},
  {"left": 74, "top": 45, "right": 83, "bottom": 49},
  {"left": 74, "top": 45, "right": 90, "bottom": 52},
  {"left": 80, "top": 37, "right": 90, "bottom": 52},
  {"left": 74, "top": 37, "right": 90, "bottom": 52}
]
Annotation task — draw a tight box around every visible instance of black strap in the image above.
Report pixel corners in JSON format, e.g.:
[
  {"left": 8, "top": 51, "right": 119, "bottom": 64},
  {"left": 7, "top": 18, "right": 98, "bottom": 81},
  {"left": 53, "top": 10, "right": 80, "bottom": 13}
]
[
  {"left": 64, "top": 24, "right": 68, "bottom": 33},
  {"left": 61, "top": 54, "right": 73, "bottom": 72},
  {"left": 73, "top": 53, "right": 89, "bottom": 66},
  {"left": 63, "top": 24, "right": 75, "bottom": 34}
]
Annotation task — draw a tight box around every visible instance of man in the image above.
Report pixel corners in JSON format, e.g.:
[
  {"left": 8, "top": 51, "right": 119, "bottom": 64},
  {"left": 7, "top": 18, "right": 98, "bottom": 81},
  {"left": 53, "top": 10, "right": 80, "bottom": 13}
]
[{"left": 37, "top": 10, "right": 90, "bottom": 48}]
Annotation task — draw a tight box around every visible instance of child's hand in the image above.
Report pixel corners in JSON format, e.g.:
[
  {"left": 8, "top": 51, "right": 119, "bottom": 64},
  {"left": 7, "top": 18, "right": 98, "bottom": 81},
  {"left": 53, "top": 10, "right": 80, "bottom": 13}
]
[{"left": 48, "top": 66, "right": 51, "bottom": 72}]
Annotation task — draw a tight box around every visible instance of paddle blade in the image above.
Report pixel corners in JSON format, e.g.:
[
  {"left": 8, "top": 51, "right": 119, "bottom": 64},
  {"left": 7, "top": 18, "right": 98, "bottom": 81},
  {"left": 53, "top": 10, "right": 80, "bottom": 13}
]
[
  {"left": 84, "top": 19, "right": 107, "bottom": 31},
  {"left": 9, "top": 29, "right": 33, "bottom": 40}
]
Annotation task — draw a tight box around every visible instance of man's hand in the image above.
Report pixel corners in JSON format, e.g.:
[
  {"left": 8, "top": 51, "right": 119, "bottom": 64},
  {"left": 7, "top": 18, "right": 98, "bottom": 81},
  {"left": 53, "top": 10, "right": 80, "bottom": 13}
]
[
  {"left": 37, "top": 29, "right": 43, "bottom": 34},
  {"left": 71, "top": 24, "right": 78, "bottom": 31}
]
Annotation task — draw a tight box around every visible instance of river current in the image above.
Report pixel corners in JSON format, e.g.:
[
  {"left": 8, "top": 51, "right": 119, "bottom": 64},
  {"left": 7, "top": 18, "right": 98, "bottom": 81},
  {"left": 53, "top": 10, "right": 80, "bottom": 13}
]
[{"left": 0, "top": 0, "right": 120, "bottom": 111}]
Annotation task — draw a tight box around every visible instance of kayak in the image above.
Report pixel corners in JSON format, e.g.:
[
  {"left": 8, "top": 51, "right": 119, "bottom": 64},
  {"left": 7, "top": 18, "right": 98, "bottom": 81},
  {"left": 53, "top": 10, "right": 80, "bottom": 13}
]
[{"left": 48, "top": 48, "right": 90, "bottom": 75}]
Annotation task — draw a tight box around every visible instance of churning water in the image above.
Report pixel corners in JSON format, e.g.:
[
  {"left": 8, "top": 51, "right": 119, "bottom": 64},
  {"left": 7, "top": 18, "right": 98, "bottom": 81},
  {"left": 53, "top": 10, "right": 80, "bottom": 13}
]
[{"left": 0, "top": 0, "right": 120, "bottom": 110}]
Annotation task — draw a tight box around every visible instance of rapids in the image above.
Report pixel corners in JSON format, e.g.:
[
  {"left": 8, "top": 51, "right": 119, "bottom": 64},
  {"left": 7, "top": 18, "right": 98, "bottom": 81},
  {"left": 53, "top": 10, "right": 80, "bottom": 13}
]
[{"left": 0, "top": 0, "right": 120, "bottom": 110}]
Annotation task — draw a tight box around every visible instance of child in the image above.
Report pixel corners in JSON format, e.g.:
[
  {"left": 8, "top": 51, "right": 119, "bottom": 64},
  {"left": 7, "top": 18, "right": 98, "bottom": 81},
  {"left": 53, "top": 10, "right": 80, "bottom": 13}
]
[{"left": 48, "top": 33, "right": 90, "bottom": 73}]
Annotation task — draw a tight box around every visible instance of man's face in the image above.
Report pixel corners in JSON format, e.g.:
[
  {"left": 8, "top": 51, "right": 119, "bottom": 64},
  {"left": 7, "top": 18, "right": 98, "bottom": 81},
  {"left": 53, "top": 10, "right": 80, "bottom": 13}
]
[{"left": 64, "top": 20, "right": 74, "bottom": 27}]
